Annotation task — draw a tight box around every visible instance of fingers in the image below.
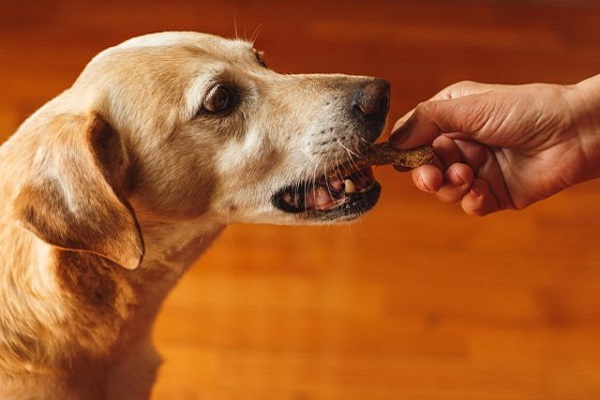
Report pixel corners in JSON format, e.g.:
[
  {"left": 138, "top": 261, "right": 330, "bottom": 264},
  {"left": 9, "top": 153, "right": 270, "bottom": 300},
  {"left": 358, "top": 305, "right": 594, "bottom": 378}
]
[
  {"left": 410, "top": 163, "right": 502, "bottom": 216},
  {"left": 436, "top": 163, "right": 474, "bottom": 203},
  {"left": 410, "top": 164, "right": 443, "bottom": 193},
  {"left": 460, "top": 179, "right": 501, "bottom": 216},
  {"left": 411, "top": 163, "right": 473, "bottom": 202}
]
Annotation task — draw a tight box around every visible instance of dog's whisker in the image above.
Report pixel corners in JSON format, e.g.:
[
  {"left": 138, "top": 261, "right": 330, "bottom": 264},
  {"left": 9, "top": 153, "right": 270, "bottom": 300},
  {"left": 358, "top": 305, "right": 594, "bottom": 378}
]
[
  {"left": 250, "top": 23, "right": 266, "bottom": 45},
  {"left": 357, "top": 136, "right": 374, "bottom": 146},
  {"left": 233, "top": 14, "right": 239, "bottom": 40},
  {"left": 323, "top": 163, "right": 335, "bottom": 199},
  {"left": 335, "top": 138, "right": 361, "bottom": 159}
]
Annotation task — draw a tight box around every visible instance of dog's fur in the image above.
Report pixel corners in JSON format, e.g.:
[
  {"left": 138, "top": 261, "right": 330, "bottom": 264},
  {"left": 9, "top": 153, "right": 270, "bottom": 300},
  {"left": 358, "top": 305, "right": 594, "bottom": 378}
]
[{"left": 0, "top": 32, "right": 389, "bottom": 399}]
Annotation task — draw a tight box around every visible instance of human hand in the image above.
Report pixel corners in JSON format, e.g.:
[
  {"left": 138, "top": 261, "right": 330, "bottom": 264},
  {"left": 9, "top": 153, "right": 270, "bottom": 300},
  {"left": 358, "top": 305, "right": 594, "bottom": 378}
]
[{"left": 390, "top": 76, "right": 600, "bottom": 215}]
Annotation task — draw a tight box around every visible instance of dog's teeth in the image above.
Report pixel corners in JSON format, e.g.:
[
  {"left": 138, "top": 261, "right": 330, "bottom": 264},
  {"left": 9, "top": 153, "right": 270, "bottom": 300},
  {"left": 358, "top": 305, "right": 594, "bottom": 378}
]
[{"left": 344, "top": 179, "right": 356, "bottom": 194}]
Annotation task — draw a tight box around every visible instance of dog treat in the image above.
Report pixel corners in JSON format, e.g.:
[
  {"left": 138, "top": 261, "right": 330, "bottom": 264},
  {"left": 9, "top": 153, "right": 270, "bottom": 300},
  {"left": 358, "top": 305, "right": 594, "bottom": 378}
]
[{"left": 363, "top": 142, "right": 434, "bottom": 168}]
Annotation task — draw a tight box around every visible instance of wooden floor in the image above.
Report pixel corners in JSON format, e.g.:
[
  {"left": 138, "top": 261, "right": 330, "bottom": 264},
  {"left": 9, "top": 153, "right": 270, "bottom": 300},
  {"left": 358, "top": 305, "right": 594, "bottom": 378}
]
[{"left": 2, "top": 1, "right": 600, "bottom": 399}]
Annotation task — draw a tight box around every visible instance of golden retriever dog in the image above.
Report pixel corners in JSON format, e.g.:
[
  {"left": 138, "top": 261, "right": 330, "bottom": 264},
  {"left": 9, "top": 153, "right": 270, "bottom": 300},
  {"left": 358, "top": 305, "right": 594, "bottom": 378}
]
[{"left": 0, "top": 32, "right": 390, "bottom": 399}]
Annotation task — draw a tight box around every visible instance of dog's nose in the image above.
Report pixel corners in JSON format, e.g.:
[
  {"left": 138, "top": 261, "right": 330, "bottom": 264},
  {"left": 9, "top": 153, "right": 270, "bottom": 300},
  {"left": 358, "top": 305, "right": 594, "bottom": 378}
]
[{"left": 352, "top": 79, "right": 390, "bottom": 142}]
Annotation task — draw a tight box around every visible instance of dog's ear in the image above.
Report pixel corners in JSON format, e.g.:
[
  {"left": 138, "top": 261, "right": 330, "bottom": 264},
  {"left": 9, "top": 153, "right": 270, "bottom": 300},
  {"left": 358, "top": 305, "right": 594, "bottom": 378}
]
[{"left": 13, "top": 113, "right": 144, "bottom": 270}]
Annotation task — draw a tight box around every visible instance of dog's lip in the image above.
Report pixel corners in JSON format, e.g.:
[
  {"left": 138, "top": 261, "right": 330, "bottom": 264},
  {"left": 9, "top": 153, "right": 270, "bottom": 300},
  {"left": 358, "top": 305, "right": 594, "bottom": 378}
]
[{"left": 271, "top": 164, "right": 380, "bottom": 218}]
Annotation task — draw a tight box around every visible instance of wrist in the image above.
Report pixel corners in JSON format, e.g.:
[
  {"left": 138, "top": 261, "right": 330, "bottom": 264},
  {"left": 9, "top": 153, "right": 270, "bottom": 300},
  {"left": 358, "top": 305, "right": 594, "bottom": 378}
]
[{"left": 569, "top": 75, "right": 600, "bottom": 181}]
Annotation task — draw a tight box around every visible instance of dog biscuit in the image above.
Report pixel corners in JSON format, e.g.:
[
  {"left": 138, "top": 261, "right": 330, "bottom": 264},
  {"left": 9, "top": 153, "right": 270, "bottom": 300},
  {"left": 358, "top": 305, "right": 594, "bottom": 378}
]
[{"left": 363, "top": 143, "right": 434, "bottom": 168}]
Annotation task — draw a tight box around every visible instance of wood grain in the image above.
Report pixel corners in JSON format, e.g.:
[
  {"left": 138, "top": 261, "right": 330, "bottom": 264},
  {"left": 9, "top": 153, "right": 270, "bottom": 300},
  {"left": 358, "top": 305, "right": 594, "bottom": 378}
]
[{"left": 1, "top": 1, "right": 600, "bottom": 399}]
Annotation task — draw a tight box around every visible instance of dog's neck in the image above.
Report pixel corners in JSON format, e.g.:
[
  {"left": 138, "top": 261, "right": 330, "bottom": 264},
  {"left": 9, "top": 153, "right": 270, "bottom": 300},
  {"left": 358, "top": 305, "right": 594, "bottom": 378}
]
[
  {"left": 135, "top": 214, "right": 226, "bottom": 284},
  {"left": 126, "top": 212, "right": 227, "bottom": 313}
]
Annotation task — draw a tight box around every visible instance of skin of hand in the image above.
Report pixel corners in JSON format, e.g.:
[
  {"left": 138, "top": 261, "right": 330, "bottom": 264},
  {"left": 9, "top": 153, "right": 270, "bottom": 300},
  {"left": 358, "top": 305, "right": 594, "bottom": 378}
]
[{"left": 389, "top": 75, "right": 600, "bottom": 216}]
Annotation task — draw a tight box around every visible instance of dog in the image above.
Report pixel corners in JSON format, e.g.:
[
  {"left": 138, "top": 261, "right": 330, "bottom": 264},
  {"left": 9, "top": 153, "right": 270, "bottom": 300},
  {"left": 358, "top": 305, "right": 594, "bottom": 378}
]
[{"left": 0, "top": 31, "right": 390, "bottom": 399}]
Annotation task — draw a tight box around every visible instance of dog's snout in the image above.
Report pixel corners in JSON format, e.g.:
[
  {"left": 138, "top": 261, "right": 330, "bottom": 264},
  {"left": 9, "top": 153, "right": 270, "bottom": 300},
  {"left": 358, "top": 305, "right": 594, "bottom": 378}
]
[
  {"left": 352, "top": 79, "right": 390, "bottom": 141},
  {"left": 353, "top": 79, "right": 390, "bottom": 117}
]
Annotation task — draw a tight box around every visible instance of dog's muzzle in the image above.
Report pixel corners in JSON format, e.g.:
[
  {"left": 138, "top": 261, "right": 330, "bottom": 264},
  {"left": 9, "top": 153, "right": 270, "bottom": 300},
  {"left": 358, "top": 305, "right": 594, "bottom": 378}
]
[{"left": 272, "top": 78, "right": 391, "bottom": 222}]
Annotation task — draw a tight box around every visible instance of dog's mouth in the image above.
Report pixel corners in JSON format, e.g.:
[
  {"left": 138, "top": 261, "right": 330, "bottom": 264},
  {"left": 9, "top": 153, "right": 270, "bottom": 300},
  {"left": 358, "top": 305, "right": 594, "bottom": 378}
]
[{"left": 271, "top": 164, "right": 381, "bottom": 221}]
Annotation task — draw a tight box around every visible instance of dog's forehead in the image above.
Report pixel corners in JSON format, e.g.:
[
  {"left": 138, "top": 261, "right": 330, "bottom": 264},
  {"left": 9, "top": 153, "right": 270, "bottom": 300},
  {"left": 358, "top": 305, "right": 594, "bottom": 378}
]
[{"left": 111, "top": 31, "right": 254, "bottom": 60}]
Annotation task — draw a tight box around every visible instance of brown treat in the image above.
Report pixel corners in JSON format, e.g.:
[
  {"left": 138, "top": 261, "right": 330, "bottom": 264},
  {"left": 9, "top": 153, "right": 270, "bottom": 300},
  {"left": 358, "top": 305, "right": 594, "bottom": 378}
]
[{"left": 363, "top": 142, "right": 434, "bottom": 168}]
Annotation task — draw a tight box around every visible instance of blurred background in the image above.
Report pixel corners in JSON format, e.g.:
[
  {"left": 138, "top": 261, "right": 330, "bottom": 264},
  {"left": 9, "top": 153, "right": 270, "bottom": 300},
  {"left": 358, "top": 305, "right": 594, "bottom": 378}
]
[{"left": 2, "top": 1, "right": 600, "bottom": 399}]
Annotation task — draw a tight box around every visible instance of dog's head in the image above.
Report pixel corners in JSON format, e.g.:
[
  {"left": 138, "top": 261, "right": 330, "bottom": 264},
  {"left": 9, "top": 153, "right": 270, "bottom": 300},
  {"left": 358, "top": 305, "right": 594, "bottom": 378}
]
[
  {"left": 11, "top": 32, "right": 390, "bottom": 269},
  {"left": 92, "top": 32, "right": 389, "bottom": 223}
]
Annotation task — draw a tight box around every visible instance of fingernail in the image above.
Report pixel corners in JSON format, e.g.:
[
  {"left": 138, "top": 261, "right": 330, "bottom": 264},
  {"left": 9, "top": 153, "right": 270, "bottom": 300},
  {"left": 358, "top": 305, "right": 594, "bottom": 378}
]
[
  {"left": 449, "top": 169, "right": 465, "bottom": 186},
  {"left": 419, "top": 175, "right": 435, "bottom": 193},
  {"left": 389, "top": 124, "right": 408, "bottom": 146},
  {"left": 470, "top": 187, "right": 482, "bottom": 198}
]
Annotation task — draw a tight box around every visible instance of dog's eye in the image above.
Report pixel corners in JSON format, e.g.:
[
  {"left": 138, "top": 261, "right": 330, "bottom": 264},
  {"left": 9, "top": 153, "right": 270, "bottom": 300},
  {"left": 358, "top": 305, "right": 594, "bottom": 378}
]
[{"left": 203, "top": 85, "right": 233, "bottom": 113}]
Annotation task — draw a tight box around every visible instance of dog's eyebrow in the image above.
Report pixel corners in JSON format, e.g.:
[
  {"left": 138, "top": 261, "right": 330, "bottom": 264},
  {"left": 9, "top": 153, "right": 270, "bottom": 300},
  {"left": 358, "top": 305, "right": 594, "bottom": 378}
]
[{"left": 252, "top": 48, "right": 267, "bottom": 68}]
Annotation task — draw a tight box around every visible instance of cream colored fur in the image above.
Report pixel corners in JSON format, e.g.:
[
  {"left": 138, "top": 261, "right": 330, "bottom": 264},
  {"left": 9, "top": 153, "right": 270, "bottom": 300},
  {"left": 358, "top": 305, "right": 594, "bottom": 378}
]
[{"left": 0, "top": 32, "right": 388, "bottom": 399}]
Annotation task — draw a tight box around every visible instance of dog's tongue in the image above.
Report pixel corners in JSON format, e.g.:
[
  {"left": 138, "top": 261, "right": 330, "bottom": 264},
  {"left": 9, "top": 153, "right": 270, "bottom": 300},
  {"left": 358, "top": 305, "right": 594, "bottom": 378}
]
[
  {"left": 305, "top": 173, "right": 368, "bottom": 211},
  {"left": 305, "top": 185, "right": 342, "bottom": 211}
]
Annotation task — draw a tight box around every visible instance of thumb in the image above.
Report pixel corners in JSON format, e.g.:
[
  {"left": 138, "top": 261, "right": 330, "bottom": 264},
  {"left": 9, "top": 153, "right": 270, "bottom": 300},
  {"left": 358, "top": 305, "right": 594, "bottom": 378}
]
[
  {"left": 388, "top": 104, "right": 441, "bottom": 149},
  {"left": 389, "top": 95, "right": 490, "bottom": 149}
]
